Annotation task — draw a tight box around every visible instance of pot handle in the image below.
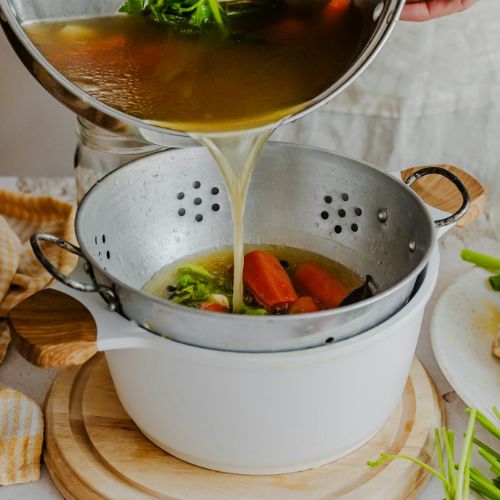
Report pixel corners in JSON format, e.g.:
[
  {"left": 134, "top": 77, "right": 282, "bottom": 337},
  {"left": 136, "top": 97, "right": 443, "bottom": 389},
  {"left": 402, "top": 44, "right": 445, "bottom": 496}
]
[
  {"left": 404, "top": 166, "right": 470, "bottom": 228},
  {"left": 30, "top": 232, "right": 119, "bottom": 311}
]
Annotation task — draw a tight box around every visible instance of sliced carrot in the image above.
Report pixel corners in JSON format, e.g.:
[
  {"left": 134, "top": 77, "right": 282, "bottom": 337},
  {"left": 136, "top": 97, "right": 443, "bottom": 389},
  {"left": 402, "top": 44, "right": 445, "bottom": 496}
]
[
  {"left": 243, "top": 251, "right": 298, "bottom": 311},
  {"left": 294, "top": 262, "right": 348, "bottom": 309},
  {"left": 289, "top": 296, "right": 321, "bottom": 314},
  {"left": 200, "top": 302, "right": 228, "bottom": 313},
  {"left": 323, "top": 0, "right": 352, "bottom": 23}
]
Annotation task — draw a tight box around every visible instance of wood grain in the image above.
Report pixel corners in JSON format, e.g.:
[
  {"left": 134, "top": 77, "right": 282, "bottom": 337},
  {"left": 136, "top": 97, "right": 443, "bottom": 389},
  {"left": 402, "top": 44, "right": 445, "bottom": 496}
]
[
  {"left": 401, "top": 164, "right": 485, "bottom": 228},
  {"left": 8, "top": 289, "right": 97, "bottom": 368},
  {"left": 44, "top": 354, "right": 443, "bottom": 500}
]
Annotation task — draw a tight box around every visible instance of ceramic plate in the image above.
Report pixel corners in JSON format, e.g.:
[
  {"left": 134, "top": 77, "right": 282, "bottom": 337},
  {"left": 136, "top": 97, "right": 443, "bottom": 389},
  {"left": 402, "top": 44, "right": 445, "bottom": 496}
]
[{"left": 431, "top": 268, "right": 500, "bottom": 421}]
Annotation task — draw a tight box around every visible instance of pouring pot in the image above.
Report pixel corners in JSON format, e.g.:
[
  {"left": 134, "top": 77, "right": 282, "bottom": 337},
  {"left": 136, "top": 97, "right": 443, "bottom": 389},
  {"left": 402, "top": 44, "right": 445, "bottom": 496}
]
[
  {"left": 0, "top": 0, "right": 405, "bottom": 146},
  {"left": 30, "top": 143, "right": 479, "bottom": 352}
]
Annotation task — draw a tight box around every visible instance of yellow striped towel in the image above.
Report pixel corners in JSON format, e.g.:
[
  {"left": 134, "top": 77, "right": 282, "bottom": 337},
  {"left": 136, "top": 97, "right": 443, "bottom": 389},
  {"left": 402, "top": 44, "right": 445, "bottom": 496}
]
[
  {"left": 0, "top": 387, "right": 44, "bottom": 485},
  {"left": 0, "top": 189, "right": 77, "bottom": 363},
  {"left": 0, "top": 189, "right": 77, "bottom": 485}
]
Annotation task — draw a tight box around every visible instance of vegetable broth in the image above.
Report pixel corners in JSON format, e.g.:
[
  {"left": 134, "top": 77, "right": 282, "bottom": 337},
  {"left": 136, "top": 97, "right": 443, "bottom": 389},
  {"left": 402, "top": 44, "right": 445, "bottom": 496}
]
[
  {"left": 143, "top": 245, "right": 364, "bottom": 311},
  {"left": 24, "top": 7, "right": 364, "bottom": 132}
]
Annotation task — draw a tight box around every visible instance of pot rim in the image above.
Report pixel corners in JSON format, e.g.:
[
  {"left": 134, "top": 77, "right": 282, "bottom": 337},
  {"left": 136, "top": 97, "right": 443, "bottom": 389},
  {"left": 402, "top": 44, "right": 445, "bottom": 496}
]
[{"left": 76, "top": 143, "right": 438, "bottom": 325}]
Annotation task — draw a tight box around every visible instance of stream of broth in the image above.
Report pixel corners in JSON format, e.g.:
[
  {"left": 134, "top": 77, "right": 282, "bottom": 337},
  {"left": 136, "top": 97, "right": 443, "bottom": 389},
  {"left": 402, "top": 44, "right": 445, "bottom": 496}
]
[{"left": 24, "top": 8, "right": 364, "bottom": 311}]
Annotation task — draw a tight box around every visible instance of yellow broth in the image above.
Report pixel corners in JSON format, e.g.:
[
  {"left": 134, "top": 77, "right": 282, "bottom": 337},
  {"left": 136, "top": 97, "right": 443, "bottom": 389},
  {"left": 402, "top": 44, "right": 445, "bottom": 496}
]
[
  {"left": 143, "top": 245, "right": 363, "bottom": 308},
  {"left": 24, "top": 7, "right": 364, "bottom": 132}
]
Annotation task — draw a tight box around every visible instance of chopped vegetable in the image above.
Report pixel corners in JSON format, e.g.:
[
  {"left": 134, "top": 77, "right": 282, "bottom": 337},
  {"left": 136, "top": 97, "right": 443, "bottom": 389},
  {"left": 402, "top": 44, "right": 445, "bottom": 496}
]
[
  {"left": 119, "top": 0, "right": 226, "bottom": 31},
  {"left": 168, "top": 264, "right": 231, "bottom": 307},
  {"left": 340, "top": 275, "right": 377, "bottom": 307},
  {"left": 200, "top": 302, "right": 228, "bottom": 313},
  {"left": 368, "top": 407, "right": 500, "bottom": 500},
  {"left": 294, "top": 262, "right": 348, "bottom": 308},
  {"left": 243, "top": 251, "right": 298, "bottom": 311},
  {"left": 289, "top": 296, "right": 321, "bottom": 314},
  {"left": 461, "top": 249, "right": 500, "bottom": 273},
  {"left": 240, "top": 303, "right": 268, "bottom": 316}
]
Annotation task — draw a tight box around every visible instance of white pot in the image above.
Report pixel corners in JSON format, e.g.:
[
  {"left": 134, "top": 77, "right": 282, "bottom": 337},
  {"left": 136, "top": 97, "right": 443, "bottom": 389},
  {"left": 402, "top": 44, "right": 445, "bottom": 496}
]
[{"left": 63, "top": 246, "right": 440, "bottom": 475}]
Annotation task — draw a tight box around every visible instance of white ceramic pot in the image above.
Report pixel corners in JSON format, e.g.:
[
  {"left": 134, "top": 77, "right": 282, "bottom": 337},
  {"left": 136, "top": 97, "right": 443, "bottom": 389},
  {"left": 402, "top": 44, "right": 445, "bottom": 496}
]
[{"left": 60, "top": 246, "right": 439, "bottom": 475}]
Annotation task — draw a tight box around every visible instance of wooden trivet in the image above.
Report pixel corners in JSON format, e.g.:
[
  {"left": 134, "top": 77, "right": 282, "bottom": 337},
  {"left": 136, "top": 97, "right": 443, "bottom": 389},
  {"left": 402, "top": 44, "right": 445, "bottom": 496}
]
[{"left": 44, "top": 354, "right": 443, "bottom": 500}]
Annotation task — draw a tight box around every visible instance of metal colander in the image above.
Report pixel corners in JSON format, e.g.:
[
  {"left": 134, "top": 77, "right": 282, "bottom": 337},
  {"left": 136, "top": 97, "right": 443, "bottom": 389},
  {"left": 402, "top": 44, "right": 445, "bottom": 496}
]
[{"left": 32, "top": 143, "right": 469, "bottom": 352}]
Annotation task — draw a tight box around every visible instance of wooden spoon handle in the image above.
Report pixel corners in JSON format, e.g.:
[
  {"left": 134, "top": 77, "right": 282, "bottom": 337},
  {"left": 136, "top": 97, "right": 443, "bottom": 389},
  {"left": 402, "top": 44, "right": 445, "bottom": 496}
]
[
  {"left": 8, "top": 289, "right": 97, "bottom": 368},
  {"left": 401, "top": 164, "right": 485, "bottom": 228}
]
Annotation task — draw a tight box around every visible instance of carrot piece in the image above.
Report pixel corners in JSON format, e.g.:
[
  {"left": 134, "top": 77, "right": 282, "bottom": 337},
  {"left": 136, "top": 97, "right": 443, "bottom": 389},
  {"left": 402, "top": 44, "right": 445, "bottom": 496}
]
[
  {"left": 323, "top": 0, "right": 351, "bottom": 22},
  {"left": 243, "top": 251, "right": 298, "bottom": 310},
  {"left": 200, "top": 302, "right": 228, "bottom": 313},
  {"left": 289, "top": 296, "right": 321, "bottom": 314},
  {"left": 294, "top": 262, "right": 348, "bottom": 309}
]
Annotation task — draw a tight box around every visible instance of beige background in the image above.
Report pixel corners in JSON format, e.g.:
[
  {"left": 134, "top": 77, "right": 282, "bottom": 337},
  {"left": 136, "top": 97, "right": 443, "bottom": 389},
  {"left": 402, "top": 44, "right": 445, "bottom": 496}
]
[{"left": 0, "top": 29, "right": 76, "bottom": 177}]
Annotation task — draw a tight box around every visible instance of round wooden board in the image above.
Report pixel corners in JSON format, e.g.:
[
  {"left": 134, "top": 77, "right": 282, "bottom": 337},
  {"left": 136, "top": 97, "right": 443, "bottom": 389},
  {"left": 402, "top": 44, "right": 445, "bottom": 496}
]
[{"left": 44, "top": 354, "right": 443, "bottom": 500}]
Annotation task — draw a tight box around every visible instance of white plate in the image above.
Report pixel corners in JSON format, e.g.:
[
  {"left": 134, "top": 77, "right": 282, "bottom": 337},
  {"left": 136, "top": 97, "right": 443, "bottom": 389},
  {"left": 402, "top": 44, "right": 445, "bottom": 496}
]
[{"left": 431, "top": 268, "right": 500, "bottom": 421}]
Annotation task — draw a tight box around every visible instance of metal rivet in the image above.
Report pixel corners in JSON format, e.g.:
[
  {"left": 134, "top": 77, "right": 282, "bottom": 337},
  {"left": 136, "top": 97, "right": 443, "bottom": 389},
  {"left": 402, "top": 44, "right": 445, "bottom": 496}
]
[
  {"left": 102, "top": 235, "right": 106, "bottom": 244},
  {"left": 94, "top": 236, "right": 98, "bottom": 245},
  {"left": 178, "top": 208, "right": 186, "bottom": 216},
  {"left": 324, "top": 195, "right": 333, "bottom": 204},
  {"left": 98, "top": 251, "right": 102, "bottom": 260},
  {"left": 325, "top": 337, "right": 334, "bottom": 344},
  {"left": 377, "top": 209, "right": 388, "bottom": 223},
  {"left": 341, "top": 193, "right": 349, "bottom": 202},
  {"left": 321, "top": 211, "right": 329, "bottom": 220},
  {"left": 177, "top": 192, "right": 185, "bottom": 200},
  {"left": 338, "top": 209, "right": 346, "bottom": 218},
  {"left": 211, "top": 187, "right": 219, "bottom": 195},
  {"left": 409, "top": 240, "right": 416, "bottom": 252},
  {"left": 193, "top": 181, "right": 201, "bottom": 189},
  {"left": 334, "top": 225, "right": 342, "bottom": 234},
  {"left": 195, "top": 214, "right": 203, "bottom": 222},
  {"left": 351, "top": 223, "right": 359, "bottom": 232},
  {"left": 106, "top": 250, "right": 111, "bottom": 260},
  {"left": 194, "top": 197, "right": 202, "bottom": 206},
  {"left": 354, "top": 207, "right": 362, "bottom": 216},
  {"left": 212, "top": 203, "right": 220, "bottom": 212}
]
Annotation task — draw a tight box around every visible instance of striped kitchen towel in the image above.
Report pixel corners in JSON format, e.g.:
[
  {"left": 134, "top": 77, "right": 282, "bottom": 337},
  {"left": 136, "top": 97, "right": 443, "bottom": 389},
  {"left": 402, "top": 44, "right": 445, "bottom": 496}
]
[
  {"left": 0, "top": 387, "right": 44, "bottom": 485},
  {"left": 0, "top": 188, "right": 76, "bottom": 485},
  {"left": 0, "top": 189, "right": 77, "bottom": 362}
]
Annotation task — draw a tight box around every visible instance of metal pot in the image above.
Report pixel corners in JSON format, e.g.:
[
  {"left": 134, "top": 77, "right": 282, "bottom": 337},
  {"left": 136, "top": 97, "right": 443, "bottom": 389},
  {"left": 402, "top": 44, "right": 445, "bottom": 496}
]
[
  {"left": 31, "top": 143, "right": 471, "bottom": 352},
  {"left": 0, "top": 0, "right": 405, "bottom": 146}
]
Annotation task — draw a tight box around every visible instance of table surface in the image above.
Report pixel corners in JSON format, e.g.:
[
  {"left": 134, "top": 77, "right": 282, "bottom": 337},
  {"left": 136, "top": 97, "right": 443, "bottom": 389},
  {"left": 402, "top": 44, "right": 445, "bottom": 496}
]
[{"left": 0, "top": 175, "right": 497, "bottom": 500}]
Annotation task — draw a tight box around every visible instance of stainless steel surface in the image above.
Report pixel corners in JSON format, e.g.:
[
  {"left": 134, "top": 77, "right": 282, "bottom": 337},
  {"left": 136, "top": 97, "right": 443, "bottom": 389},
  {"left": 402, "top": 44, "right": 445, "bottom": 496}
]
[
  {"left": 0, "top": 0, "right": 405, "bottom": 146},
  {"left": 31, "top": 143, "right": 469, "bottom": 352}
]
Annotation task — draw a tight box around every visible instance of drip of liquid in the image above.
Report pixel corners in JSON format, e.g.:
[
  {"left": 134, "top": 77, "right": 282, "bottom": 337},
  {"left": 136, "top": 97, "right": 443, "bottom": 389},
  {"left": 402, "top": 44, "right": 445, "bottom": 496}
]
[{"left": 193, "top": 128, "right": 273, "bottom": 312}]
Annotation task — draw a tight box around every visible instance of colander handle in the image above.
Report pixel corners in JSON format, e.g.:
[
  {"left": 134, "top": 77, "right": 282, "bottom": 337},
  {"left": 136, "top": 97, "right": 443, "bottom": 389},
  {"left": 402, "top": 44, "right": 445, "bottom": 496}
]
[
  {"left": 404, "top": 166, "right": 471, "bottom": 228},
  {"left": 30, "top": 233, "right": 119, "bottom": 311}
]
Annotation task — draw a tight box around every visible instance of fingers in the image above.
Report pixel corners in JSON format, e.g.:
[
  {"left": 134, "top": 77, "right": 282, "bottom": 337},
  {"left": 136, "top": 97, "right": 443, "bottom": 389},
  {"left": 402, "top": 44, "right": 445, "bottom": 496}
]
[{"left": 400, "top": 0, "right": 480, "bottom": 22}]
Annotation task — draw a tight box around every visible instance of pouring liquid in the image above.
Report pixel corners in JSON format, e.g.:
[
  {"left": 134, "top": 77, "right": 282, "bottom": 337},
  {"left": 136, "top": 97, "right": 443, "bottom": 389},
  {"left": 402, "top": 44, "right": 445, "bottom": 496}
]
[{"left": 194, "top": 129, "right": 273, "bottom": 311}]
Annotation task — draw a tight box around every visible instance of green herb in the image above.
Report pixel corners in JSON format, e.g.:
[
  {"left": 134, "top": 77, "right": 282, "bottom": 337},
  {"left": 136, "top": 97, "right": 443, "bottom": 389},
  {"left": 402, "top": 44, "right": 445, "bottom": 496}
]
[
  {"left": 368, "top": 407, "right": 500, "bottom": 500},
  {"left": 240, "top": 303, "right": 268, "bottom": 316},
  {"left": 168, "top": 264, "right": 230, "bottom": 306}
]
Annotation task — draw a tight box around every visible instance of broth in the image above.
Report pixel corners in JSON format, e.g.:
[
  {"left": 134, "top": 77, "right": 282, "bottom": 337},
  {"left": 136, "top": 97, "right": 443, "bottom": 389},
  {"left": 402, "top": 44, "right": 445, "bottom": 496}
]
[
  {"left": 24, "top": 7, "right": 364, "bottom": 132},
  {"left": 143, "top": 245, "right": 365, "bottom": 314}
]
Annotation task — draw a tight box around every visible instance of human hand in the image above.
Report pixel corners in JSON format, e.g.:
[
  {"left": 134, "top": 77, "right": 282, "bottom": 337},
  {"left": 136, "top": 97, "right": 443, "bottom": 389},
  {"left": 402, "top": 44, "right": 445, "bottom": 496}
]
[{"left": 400, "top": 0, "right": 479, "bottom": 21}]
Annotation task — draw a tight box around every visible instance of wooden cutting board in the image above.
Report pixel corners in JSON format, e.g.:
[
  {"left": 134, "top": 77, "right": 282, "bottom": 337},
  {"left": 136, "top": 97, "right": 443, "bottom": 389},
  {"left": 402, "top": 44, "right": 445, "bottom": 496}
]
[{"left": 44, "top": 354, "right": 443, "bottom": 500}]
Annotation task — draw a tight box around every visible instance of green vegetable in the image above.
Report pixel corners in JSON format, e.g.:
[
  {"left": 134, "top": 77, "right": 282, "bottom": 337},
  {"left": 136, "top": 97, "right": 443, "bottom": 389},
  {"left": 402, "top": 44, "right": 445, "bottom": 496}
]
[
  {"left": 240, "top": 303, "right": 268, "bottom": 316},
  {"left": 368, "top": 407, "right": 500, "bottom": 500},
  {"left": 461, "top": 249, "right": 500, "bottom": 293}
]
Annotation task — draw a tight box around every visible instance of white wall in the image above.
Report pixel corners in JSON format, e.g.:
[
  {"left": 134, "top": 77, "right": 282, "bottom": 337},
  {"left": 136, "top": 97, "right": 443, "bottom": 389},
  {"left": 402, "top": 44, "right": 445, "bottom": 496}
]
[{"left": 0, "top": 29, "right": 76, "bottom": 176}]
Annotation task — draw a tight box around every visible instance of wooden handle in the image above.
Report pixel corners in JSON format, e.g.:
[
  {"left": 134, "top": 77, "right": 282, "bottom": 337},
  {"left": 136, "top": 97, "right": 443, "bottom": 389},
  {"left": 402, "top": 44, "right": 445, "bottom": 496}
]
[
  {"left": 401, "top": 164, "right": 485, "bottom": 228},
  {"left": 8, "top": 289, "right": 97, "bottom": 368}
]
